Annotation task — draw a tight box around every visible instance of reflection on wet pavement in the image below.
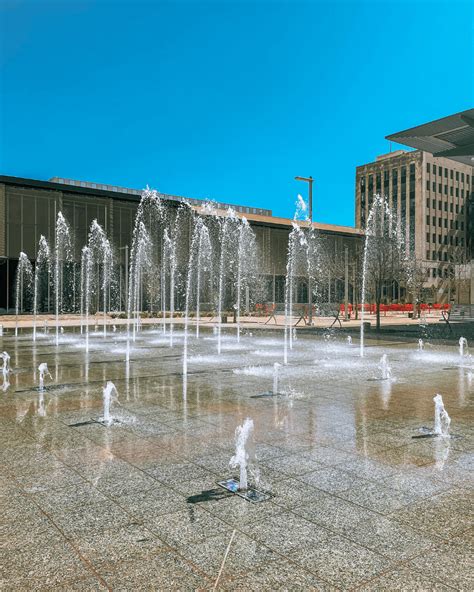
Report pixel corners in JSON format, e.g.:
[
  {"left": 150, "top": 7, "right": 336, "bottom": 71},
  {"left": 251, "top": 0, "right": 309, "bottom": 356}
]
[{"left": 1, "top": 327, "right": 472, "bottom": 590}]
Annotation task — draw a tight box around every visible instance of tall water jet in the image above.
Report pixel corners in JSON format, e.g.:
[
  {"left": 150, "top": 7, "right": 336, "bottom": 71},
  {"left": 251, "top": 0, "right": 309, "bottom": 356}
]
[
  {"left": 217, "top": 209, "right": 238, "bottom": 354},
  {"left": 379, "top": 354, "right": 392, "bottom": 380},
  {"left": 54, "top": 212, "right": 73, "bottom": 346},
  {"left": 235, "top": 218, "right": 257, "bottom": 342},
  {"left": 433, "top": 394, "right": 451, "bottom": 437},
  {"left": 284, "top": 223, "right": 312, "bottom": 362},
  {"left": 359, "top": 195, "right": 405, "bottom": 357},
  {"left": 38, "top": 362, "right": 51, "bottom": 391},
  {"left": 183, "top": 217, "right": 212, "bottom": 376},
  {"left": 14, "top": 253, "right": 33, "bottom": 337},
  {"left": 33, "top": 236, "right": 51, "bottom": 342},
  {"left": 81, "top": 246, "right": 93, "bottom": 353},
  {"left": 88, "top": 220, "right": 114, "bottom": 339},
  {"left": 163, "top": 228, "right": 177, "bottom": 347},
  {"left": 229, "top": 418, "right": 258, "bottom": 491},
  {"left": 102, "top": 381, "right": 119, "bottom": 426},
  {"left": 127, "top": 220, "right": 152, "bottom": 352}
]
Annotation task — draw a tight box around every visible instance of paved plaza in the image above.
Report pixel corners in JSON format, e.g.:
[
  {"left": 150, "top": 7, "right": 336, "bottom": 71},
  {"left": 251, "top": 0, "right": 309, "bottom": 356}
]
[{"left": 1, "top": 327, "right": 472, "bottom": 590}]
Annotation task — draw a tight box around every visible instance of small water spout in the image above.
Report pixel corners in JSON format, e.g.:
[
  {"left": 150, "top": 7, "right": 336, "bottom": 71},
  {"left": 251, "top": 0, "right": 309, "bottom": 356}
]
[
  {"left": 272, "top": 362, "right": 281, "bottom": 395},
  {"left": 418, "top": 338, "right": 424, "bottom": 351},
  {"left": 379, "top": 354, "right": 392, "bottom": 380},
  {"left": 38, "top": 362, "right": 52, "bottom": 391},
  {"left": 102, "top": 381, "right": 119, "bottom": 426},
  {"left": 1, "top": 351, "right": 11, "bottom": 376},
  {"left": 347, "top": 335, "right": 352, "bottom": 345},
  {"left": 229, "top": 418, "right": 259, "bottom": 491},
  {"left": 459, "top": 337, "right": 468, "bottom": 357},
  {"left": 433, "top": 394, "right": 451, "bottom": 437}
]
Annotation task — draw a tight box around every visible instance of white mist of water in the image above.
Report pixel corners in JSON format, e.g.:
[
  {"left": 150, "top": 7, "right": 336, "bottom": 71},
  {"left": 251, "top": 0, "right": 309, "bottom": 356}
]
[
  {"left": 379, "top": 354, "right": 392, "bottom": 380},
  {"left": 433, "top": 394, "right": 451, "bottom": 437},
  {"left": 102, "top": 381, "right": 119, "bottom": 426},
  {"left": 273, "top": 362, "right": 281, "bottom": 394},
  {"left": 38, "top": 363, "right": 51, "bottom": 391},
  {"left": 15, "top": 252, "right": 33, "bottom": 337},
  {"left": 1, "top": 351, "right": 11, "bottom": 375},
  {"left": 459, "top": 337, "right": 468, "bottom": 357},
  {"left": 229, "top": 418, "right": 259, "bottom": 491}
]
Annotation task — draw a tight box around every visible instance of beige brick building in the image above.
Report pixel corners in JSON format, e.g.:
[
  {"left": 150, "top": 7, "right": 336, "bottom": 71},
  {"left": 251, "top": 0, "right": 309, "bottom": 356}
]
[{"left": 355, "top": 149, "right": 473, "bottom": 303}]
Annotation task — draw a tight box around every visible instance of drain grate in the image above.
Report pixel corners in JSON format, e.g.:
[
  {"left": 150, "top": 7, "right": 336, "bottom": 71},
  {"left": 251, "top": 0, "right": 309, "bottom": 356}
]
[
  {"left": 217, "top": 479, "right": 271, "bottom": 503},
  {"left": 251, "top": 391, "right": 284, "bottom": 399},
  {"left": 68, "top": 419, "right": 101, "bottom": 428}
]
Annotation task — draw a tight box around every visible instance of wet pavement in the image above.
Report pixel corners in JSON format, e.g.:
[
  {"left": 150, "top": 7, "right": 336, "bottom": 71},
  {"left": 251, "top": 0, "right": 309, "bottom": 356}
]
[{"left": 1, "top": 326, "right": 473, "bottom": 590}]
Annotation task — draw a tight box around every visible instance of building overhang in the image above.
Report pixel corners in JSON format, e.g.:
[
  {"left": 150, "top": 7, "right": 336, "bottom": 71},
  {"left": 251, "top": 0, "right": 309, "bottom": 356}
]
[{"left": 386, "top": 109, "right": 474, "bottom": 166}]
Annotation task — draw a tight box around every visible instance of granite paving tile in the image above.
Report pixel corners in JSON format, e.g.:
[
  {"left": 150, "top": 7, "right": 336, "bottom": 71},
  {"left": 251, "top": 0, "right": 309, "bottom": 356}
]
[
  {"left": 242, "top": 510, "right": 331, "bottom": 554},
  {"left": 358, "top": 566, "right": 457, "bottom": 591},
  {"left": 96, "top": 551, "right": 211, "bottom": 591},
  {"left": 408, "top": 538, "right": 474, "bottom": 591},
  {"left": 287, "top": 532, "right": 395, "bottom": 589},
  {"left": 219, "top": 558, "right": 337, "bottom": 591}
]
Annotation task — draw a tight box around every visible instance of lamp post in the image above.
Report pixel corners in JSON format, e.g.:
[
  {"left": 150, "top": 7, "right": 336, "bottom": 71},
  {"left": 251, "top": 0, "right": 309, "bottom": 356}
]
[{"left": 295, "top": 175, "right": 314, "bottom": 324}]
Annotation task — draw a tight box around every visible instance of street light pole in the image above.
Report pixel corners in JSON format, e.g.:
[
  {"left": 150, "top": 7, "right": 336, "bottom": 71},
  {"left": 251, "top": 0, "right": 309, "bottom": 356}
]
[{"left": 295, "top": 175, "right": 314, "bottom": 324}]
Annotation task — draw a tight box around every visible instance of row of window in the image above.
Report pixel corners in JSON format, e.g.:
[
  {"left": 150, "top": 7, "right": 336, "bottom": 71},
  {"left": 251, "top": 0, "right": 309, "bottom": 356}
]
[
  {"left": 426, "top": 198, "right": 465, "bottom": 213},
  {"left": 425, "top": 217, "right": 465, "bottom": 231},
  {"left": 426, "top": 163, "right": 470, "bottom": 184},
  {"left": 426, "top": 251, "right": 462, "bottom": 262},
  {"left": 426, "top": 233, "right": 464, "bottom": 246},
  {"left": 426, "top": 181, "right": 469, "bottom": 198},
  {"left": 429, "top": 267, "right": 451, "bottom": 279}
]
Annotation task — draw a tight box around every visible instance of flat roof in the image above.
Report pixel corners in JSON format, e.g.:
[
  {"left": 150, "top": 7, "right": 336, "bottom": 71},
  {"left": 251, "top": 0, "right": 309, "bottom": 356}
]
[
  {"left": 386, "top": 109, "right": 474, "bottom": 166},
  {"left": 0, "top": 174, "right": 363, "bottom": 239}
]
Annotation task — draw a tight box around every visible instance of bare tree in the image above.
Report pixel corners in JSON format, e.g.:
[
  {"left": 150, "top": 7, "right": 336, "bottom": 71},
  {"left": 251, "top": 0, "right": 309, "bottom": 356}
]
[{"left": 363, "top": 196, "right": 405, "bottom": 331}]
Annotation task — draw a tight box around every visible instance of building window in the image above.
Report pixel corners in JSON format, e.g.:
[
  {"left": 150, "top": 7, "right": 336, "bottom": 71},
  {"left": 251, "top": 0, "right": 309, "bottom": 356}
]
[
  {"left": 432, "top": 233, "right": 436, "bottom": 242},
  {"left": 432, "top": 182, "right": 436, "bottom": 192},
  {"left": 456, "top": 171, "right": 459, "bottom": 181},
  {"left": 456, "top": 188, "right": 459, "bottom": 197},
  {"left": 426, "top": 251, "right": 430, "bottom": 259},
  {"left": 426, "top": 233, "right": 430, "bottom": 242},
  {"left": 426, "top": 215, "right": 430, "bottom": 225},
  {"left": 438, "top": 184, "right": 442, "bottom": 193},
  {"left": 461, "top": 173, "right": 464, "bottom": 182},
  {"left": 450, "top": 170, "right": 453, "bottom": 179},
  {"left": 444, "top": 168, "right": 448, "bottom": 178},
  {"left": 426, "top": 163, "right": 430, "bottom": 173},
  {"left": 426, "top": 180, "right": 430, "bottom": 191},
  {"left": 444, "top": 185, "right": 448, "bottom": 195},
  {"left": 450, "top": 186, "right": 453, "bottom": 196},
  {"left": 450, "top": 203, "right": 453, "bottom": 213},
  {"left": 444, "top": 202, "right": 448, "bottom": 212}
]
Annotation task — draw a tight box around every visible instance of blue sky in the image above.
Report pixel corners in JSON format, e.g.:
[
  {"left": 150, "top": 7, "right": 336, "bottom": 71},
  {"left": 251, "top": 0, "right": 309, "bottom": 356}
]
[{"left": 1, "top": 0, "right": 472, "bottom": 226}]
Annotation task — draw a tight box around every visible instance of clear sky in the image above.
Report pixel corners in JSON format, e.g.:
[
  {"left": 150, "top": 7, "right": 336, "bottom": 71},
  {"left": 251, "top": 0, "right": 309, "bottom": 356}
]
[{"left": 1, "top": 0, "right": 472, "bottom": 226}]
